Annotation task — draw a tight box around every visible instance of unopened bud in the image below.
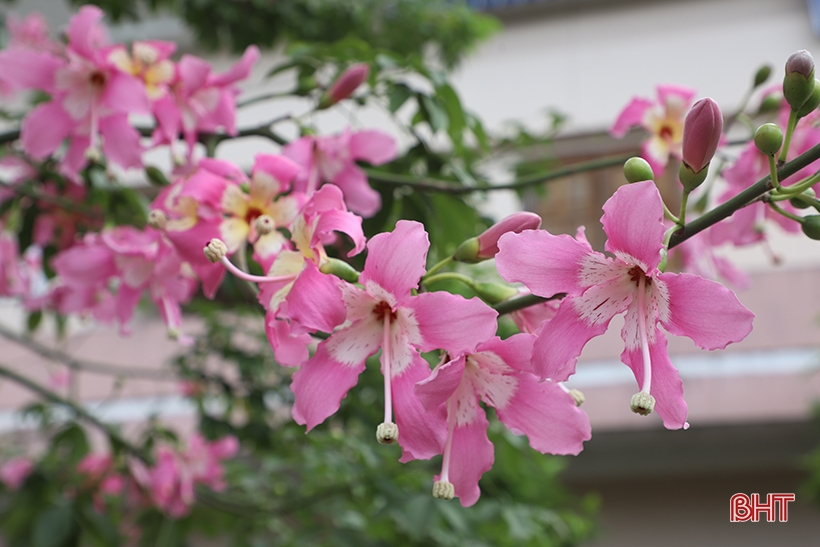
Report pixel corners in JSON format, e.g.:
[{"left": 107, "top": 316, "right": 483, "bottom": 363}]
[
  {"left": 321, "top": 63, "right": 370, "bottom": 108},
  {"left": 569, "top": 389, "right": 585, "bottom": 407},
  {"left": 753, "top": 123, "right": 783, "bottom": 157},
  {"left": 682, "top": 98, "right": 723, "bottom": 173},
  {"left": 376, "top": 422, "right": 399, "bottom": 444},
  {"left": 147, "top": 209, "right": 168, "bottom": 230},
  {"left": 455, "top": 212, "right": 542, "bottom": 263},
  {"left": 753, "top": 64, "right": 772, "bottom": 88},
  {"left": 797, "top": 78, "right": 820, "bottom": 118},
  {"left": 253, "top": 215, "right": 275, "bottom": 235},
  {"left": 679, "top": 162, "right": 709, "bottom": 193},
  {"left": 204, "top": 238, "right": 228, "bottom": 263},
  {"left": 432, "top": 480, "right": 454, "bottom": 500},
  {"left": 471, "top": 281, "right": 519, "bottom": 305},
  {"left": 630, "top": 392, "right": 656, "bottom": 416},
  {"left": 319, "top": 257, "right": 361, "bottom": 283},
  {"left": 757, "top": 93, "right": 782, "bottom": 115},
  {"left": 784, "top": 50, "right": 816, "bottom": 110},
  {"left": 145, "top": 165, "right": 170, "bottom": 187},
  {"left": 801, "top": 215, "right": 820, "bottom": 240},
  {"left": 789, "top": 188, "right": 816, "bottom": 209},
  {"left": 623, "top": 157, "right": 654, "bottom": 183}
]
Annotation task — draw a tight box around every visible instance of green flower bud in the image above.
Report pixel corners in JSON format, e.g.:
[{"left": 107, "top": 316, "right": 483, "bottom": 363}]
[
  {"left": 753, "top": 64, "right": 772, "bottom": 87},
  {"left": 319, "top": 257, "right": 361, "bottom": 283},
  {"left": 453, "top": 237, "right": 481, "bottom": 263},
  {"left": 145, "top": 165, "right": 170, "bottom": 187},
  {"left": 679, "top": 162, "right": 709, "bottom": 193},
  {"left": 797, "top": 79, "right": 820, "bottom": 118},
  {"left": 757, "top": 93, "right": 782, "bottom": 115},
  {"left": 471, "top": 281, "right": 519, "bottom": 305},
  {"left": 802, "top": 215, "right": 820, "bottom": 240},
  {"left": 623, "top": 157, "right": 654, "bottom": 183},
  {"left": 783, "top": 50, "right": 816, "bottom": 110},
  {"left": 753, "top": 123, "right": 783, "bottom": 157},
  {"left": 789, "top": 188, "right": 817, "bottom": 209}
]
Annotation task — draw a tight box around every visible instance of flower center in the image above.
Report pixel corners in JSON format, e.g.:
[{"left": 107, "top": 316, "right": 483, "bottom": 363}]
[{"left": 372, "top": 300, "right": 397, "bottom": 323}]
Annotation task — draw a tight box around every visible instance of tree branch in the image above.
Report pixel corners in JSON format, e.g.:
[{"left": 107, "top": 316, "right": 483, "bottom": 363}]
[
  {"left": 0, "top": 361, "right": 145, "bottom": 458},
  {"left": 364, "top": 153, "right": 633, "bottom": 194},
  {"left": 0, "top": 323, "right": 176, "bottom": 380},
  {"left": 668, "top": 141, "right": 820, "bottom": 248}
]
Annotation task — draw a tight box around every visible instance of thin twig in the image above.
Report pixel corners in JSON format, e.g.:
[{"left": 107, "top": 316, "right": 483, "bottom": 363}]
[
  {"left": 0, "top": 323, "right": 176, "bottom": 380},
  {"left": 0, "top": 361, "right": 145, "bottom": 458}
]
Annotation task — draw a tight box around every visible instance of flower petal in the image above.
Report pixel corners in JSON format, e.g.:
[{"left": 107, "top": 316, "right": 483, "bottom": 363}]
[
  {"left": 332, "top": 164, "right": 381, "bottom": 217},
  {"left": 495, "top": 374, "right": 590, "bottom": 454},
  {"left": 496, "top": 230, "right": 592, "bottom": 298},
  {"left": 447, "top": 410, "right": 494, "bottom": 507},
  {"left": 601, "top": 180, "right": 666, "bottom": 273},
  {"left": 610, "top": 97, "right": 653, "bottom": 137},
  {"left": 360, "top": 220, "right": 428, "bottom": 298},
  {"left": 414, "top": 355, "right": 466, "bottom": 412},
  {"left": 348, "top": 130, "right": 397, "bottom": 165},
  {"left": 532, "top": 297, "right": 614, "bottom": 381},
  {"left": 620, "top": 335, "right": 689, "bottom": 430},
  {"left": 394, "top": 353, "right": 447, "bottom": 462},
  {"left": 410, "top": 291, "right": 498, "bottom": 354},
  {"left": 264, "top": 314, "right": 310, "bottom": 367},
  {"left": 658, "top": 271, "right": 754, "bottom": 350},
  {"left": 290, "top": 343, "right": 365, "bottom": 430},
  {"left": 285, "top": 261, "right": 346, "bottom": 334},
  {"left": 21, "top": 102, "right": 73, "bottom": 160}
]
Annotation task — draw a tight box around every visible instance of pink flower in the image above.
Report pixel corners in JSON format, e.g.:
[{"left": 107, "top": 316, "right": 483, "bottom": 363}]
[
  {"left": 152, "top": 46, "right": 259, "bottom": 160},
  {"left": 139, "top": 434, "right": 238, "bottom": 518},
  {"left": 0, "top": 457, "right": 34, "bottom": 490},
  {"left": 283, "top": 129, "right": 397, "bottom": 217},
  {"left": 2, "top": 6, "right": 151, "bottom": 176},
  {"left": 681, "top": 97, "right": 723, "bottom": 173},
  {"left": 414, "top": 334, "right": 590, "bottom": 506},
  {"left": 497, "top": 181, "right": 755, "bottom": 429},
  {"left": 290, "top": 220, "right": 498, "bottom": 460},
  {"left": 326, "top": 63, "right": 369, "bottom": 104},
  {"left": 611, "top": 85, "right": 697, "bottom": 177}
]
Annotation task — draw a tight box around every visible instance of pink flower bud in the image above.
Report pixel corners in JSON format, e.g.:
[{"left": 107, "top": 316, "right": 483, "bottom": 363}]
[
  {"left": 682, "top": 97, "right": 723, "bottom": 173},
  {"left": 0, "top": 457, "right": 34, "bottom": 490},
  {"left": 455, "top": 213, "right": 542, "bottom": 263},
  {"left": 786, "top": 50, "right": 814, "bottom": 79},
  {"left": 327, "top": 63, "right": 370, "bottom": 104}
]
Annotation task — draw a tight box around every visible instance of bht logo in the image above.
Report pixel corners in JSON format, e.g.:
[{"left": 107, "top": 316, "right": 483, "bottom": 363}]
[{"left": 730, "top": 493, "right": 795, "bottom": 522}]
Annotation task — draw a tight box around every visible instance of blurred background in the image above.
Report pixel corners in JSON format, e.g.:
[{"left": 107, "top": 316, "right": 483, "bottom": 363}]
[{"left": 1, "top": 0, "right": 820, "bottom": 545}]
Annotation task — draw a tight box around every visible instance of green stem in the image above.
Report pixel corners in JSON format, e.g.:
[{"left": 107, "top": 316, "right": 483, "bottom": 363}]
[
  {"left": 768, "top": 155, "right": 781, "bottom": 191},
  {"left": 364, "top": 153, "right": 633, "bottom": 195},
  {"left": 0, "top": 361, "right": 145, "bottom": 458},
  {"left": 423, "top": 256, "right": 453, "bottom": 279},
  {"left": 677, "top": 190, "right": 690, "bottom": 228},
  {"left": 769, "top": 201, "right": 805, "bottom": 223},
  {"left": 778, "top": 110, "right": 797, "bottom": 164},
  {"left": 773, "top": 170, "right": 820, "bottom": 197},
  {"left": 422, "top": 271, "right": 476, "bottom": 288},
  {"left": 668, "top": 140, "right": 820, "bottom": 249},
  {"left": 493, "top": 293, "right": 565, "bottom": 316},
  {"left": 662, "top": 201, "right": 680, "bottom": 224}
]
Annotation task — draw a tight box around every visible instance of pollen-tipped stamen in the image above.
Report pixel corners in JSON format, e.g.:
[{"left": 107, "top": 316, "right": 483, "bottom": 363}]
[
  {"left": 432, "top": 396, "right": 458, "bottom": 500},
  {"left": 204, "top": 238, "right": 298, "bottom": 284},
  {"left": 376, "top": 310, "right": 399, "bottom": 444},
  {"left": 631, "top": 272, "right": 656, "bottom": 416}
]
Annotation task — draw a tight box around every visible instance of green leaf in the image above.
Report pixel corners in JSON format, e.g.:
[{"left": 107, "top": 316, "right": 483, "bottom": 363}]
[
  {"left": 32, "top": 503, "right": 76, "bottom": 547},
  {"left": 388, "top": 83, "right": 413, "bottom": 113},
  {"left": 420, "top": 94, "right": 448, "bottom": 133},
  {"left": 27, "top": 310, "right": 43, "bottom": 332}
]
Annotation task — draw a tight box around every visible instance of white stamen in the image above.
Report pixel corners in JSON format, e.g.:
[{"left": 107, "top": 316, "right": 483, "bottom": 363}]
[
  {"left": 376, "top": 422, "right": 398, "bottom": 444},
  {"left": 382, "top": 312, "right": 393, "bottom": 425},
  {"left": 432, "top": 480, "right": 454, "bottom": 500},
  {"left": 439, "top": 397, "right": 457, "bottom": 483},
  {"left": 636, "top": 272, "right": 653, "bottom": 394}
]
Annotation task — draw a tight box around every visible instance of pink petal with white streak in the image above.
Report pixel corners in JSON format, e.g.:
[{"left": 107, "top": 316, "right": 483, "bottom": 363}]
[
  {"left": 394, "top": 353, "right": 448, "bottom": 462},
  {"left": 291, "top": 343, "right": 366, "bottom": 430},
  {"left": 601, "top": 181, "right": 666, "bottom": 273},
  {"left": 410, "top": 291, "right": 498, "bottom": 354}
]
